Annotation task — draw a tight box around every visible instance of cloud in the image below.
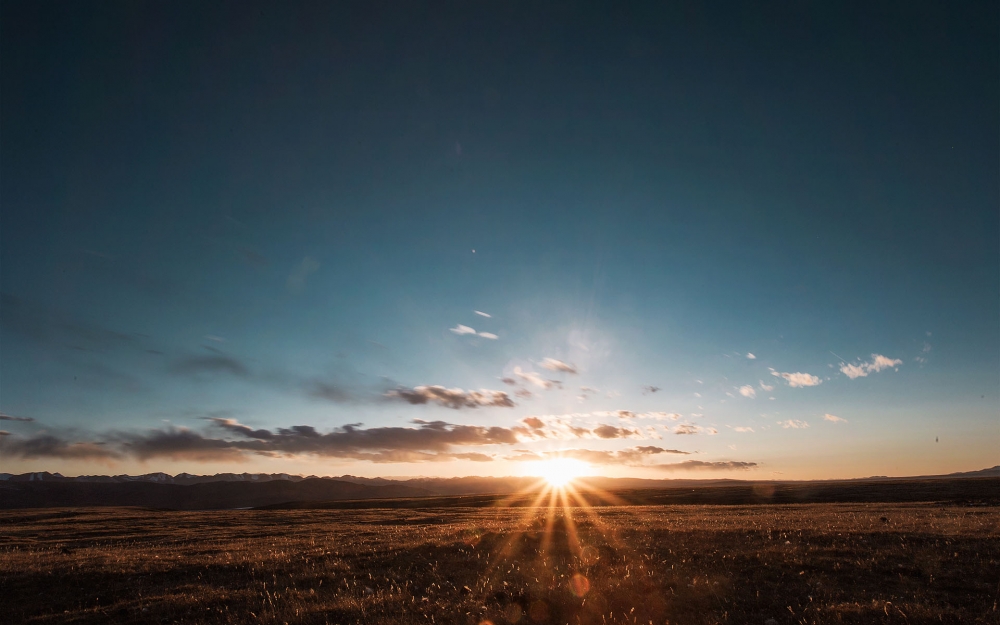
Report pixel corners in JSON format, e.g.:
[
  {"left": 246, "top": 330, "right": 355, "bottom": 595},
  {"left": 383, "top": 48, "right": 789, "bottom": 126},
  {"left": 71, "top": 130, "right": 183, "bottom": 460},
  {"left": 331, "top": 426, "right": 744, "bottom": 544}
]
[
  {"left": 738, "top": 385, "right": 756, "bottom": 398},
  {"left": 385, "top": 385, "right": 515, "bottom": 409},
  {"left": 770, "top": 370, "right": 822, "bottom": 387},
  {"left": 822, "top": 414, "right": 847, "bottom": 424},
  {"left": 0, "top": 413, "right": 35, "bottom": 422},
  {"left": 839, "top": 354, "right": 903, "bottom": 379},
  {"left": 758, "top": 381, "right": 774, "bottom": 391},
  {"left": 540, "top": 358, "right": 577, "bottom": 374},
  {"left": 474, "top": 311, "right": 492, "bottom": 318},
  {"left": 778, "top": 419, "right": 809, "bottom": 429},
  {"left": 746, "top": 353, "right": 756, "bottom": 359},
  {"left": 591, "top": 410, "right": 682, "bottom": 421},
  {"left": 655, "top": 460, "right": 758, "bottom": 471},
  {"left": 478, "top": 332, "right": 499, "bottom": 340},
  {"left": 733, "top": 426, "right": 754, "bottom": 433},
  {"left": 513, "top": 367, "right": 558, "bottom": 389},
  {"left": 521, "top": 417, "right": 545, "bottom": 429},
  {"left": 642, "top": 385, "right": 661, "bottom": 394},
  {"left": 673, "top": 424, "right": 717, "bottom": 435},
  {"left": 592, "top": 424, "right": 643, "bottom": 439},
  {"left": 510, "top": 446, "right": 691, "bottom": 466},
  {"left": 170, "top": 355, "right": 250, "bottom": 378},
  {"left": 287, "top": 257, "right": 320, "bottom": 292},
  {"left": 114, "top": 419, "right": 528, "bottom": 462},
  {"left": 450, "top": 324, "right": 477, "bottom": 335},
  {"left": 209, "top": 418, "right": 275, "bottom": 439},
  {"left": 0, "top": 434, "right": 120, "bottom": 460}
]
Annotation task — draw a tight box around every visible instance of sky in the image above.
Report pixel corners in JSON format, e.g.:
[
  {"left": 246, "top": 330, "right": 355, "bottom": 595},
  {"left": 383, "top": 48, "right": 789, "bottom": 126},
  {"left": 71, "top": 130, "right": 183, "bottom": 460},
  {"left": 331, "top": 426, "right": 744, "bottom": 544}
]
[{"left": 1, "top": 2, "right": 997, "bottom": 480}]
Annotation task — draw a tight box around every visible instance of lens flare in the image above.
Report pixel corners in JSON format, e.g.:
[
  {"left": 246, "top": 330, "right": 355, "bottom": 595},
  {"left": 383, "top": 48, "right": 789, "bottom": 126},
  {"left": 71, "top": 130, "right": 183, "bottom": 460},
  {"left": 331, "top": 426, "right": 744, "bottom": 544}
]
[{"left": 531, "top": 458, "right": 590, "bottom": 488}]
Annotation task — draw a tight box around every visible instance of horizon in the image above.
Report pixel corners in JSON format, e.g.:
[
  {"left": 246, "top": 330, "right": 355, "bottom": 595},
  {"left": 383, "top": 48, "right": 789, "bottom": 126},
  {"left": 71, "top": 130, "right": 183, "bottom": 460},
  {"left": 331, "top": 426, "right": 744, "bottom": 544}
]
[
  {"left": 2, "top": 3, "right": 997, "bottom": 481},
  {"left": 5, "top": 465, "right": 1000, "bottom": 483}
]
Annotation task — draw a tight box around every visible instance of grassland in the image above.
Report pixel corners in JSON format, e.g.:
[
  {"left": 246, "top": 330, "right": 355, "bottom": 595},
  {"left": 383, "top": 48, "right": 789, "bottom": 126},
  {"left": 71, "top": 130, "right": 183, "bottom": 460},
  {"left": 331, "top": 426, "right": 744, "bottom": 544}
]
[{"left": 1, "top": 502, "right": 997, "bottom": 624}]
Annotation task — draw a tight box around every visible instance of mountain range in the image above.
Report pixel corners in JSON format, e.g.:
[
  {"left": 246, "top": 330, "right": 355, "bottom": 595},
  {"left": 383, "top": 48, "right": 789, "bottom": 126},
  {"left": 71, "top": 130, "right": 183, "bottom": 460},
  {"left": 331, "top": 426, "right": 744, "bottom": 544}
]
[{"left": 0, "top": 467, "right": 996, "bottom": 510}]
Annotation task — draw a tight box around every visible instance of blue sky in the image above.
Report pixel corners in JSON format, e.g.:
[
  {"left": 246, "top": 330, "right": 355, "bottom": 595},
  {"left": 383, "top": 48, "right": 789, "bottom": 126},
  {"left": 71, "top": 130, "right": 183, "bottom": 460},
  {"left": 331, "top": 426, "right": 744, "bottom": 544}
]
[{"left": 1, "top": 2, "right": 997, "bottom": 478}]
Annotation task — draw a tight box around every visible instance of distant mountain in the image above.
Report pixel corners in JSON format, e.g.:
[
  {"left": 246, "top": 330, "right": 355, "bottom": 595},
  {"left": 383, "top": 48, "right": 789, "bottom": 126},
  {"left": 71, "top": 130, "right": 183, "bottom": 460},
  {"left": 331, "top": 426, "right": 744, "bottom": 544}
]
[
  {"left": 942, "top": 466, "right": 1000, "bottom": 478},
  {"left": 1, "top": 468, "right": 997, "bottom": 510},
  {"left": 0, "top": 477, "right": 433, "bottom": 510},
  {"left": 853, "top": 466, "right": 1000, "bottom": 481},
  {"left": 0, "top": 471, "right": 402, "bottom": 485}
]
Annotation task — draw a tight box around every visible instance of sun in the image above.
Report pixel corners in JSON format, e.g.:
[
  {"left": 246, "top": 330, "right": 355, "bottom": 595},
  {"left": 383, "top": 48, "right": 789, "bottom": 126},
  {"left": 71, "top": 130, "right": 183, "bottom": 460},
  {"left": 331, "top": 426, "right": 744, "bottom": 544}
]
[{"left": 533, "top": 458, "right": 591, "bottom": 488}]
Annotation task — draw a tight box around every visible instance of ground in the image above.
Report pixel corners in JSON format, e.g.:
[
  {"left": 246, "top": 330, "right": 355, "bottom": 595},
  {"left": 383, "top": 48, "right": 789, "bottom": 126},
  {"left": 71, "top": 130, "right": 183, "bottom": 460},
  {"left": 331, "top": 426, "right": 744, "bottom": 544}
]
[{"left": 1, "top": 502, "right": 997, "bottom": 624}]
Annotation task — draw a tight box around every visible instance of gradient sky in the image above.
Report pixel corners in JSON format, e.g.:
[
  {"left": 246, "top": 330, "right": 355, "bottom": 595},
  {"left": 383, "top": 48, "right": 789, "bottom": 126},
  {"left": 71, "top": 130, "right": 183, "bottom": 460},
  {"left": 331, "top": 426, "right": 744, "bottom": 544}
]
[{"left": 2, "top": 2, "right": 997, "bottom": 479}]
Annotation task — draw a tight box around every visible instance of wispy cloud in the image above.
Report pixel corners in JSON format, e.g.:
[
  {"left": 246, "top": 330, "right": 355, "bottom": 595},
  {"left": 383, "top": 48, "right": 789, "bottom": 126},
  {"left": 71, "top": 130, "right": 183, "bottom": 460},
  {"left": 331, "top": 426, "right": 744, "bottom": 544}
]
[
  {"left": 673, "top": 424, "right": 717, "bottom": 435},
  {"left": 306, "top": 381, "right": 353, "bottom": 403},
  {"left": 778, "top": 419, "right": 809, "bottom": 429},
  {"left": 170, "top": 355, "right": 250, "bottom": 378},
  {"left": 839, "top": 354, "right": 902, "bottom": 379},
  {"left": 770, "top": 369, "right": 822, "bottom": 387},
  {"left": 655, "top": 460, "right": 758, "bottom": 471},
  {"left": 733, "top": 426, "right": 754, "bottom": 433},
  {"left": 746, "top": 353, "right": 756, "bottom": 359},
  {"left": 540, "top": 357, "right": 577, "bottom": 374},
  {"left": 386, "top": 385, "right": 514, "bottom": 409},
  {"left": 738, "top": 385, "right": 756, "bottom": 398},
  {"left": 822, "top": 414, "right": 847, "bottom": 423},
  {"left": 642, "top": 385, "right": 661, "bottom": 394},
  {"left": 474, "top": 310, "right": 492, "bottom": 318},
  {"left": 449, "top": 324, "right": 498, "bottom": 340},
  {"left": 0, "top": 413, "right": 35, "bottom": 422},
  {"left": 758, "top": 381, "right": 774, "bottom": 391},
  {"left": 287, "top": 257, "right": 320, "bottom": 292},
  {"left": 513, "top": 367, "right": 559, "bottom": 389}
]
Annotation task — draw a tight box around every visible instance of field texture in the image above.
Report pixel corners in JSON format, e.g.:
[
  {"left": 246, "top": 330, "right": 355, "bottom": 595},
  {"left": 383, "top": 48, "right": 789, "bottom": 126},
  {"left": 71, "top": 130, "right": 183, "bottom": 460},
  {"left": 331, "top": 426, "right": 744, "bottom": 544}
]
[{"left": 1, "top": 503, "right": 997, "bottom": 624}]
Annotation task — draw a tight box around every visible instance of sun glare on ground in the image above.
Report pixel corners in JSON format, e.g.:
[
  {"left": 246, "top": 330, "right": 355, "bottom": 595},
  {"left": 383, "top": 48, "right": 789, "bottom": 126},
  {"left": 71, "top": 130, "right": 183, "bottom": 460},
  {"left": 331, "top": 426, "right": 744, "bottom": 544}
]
[{"left": 531, "top": 458, "right": 591, "bottom": 488}]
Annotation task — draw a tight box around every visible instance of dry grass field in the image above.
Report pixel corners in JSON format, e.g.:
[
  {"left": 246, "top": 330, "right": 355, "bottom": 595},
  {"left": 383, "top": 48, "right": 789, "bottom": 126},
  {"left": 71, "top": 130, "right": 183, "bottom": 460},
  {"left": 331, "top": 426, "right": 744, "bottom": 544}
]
[{"left": 1, "top": 502, "right": 997, "bottom": 624}]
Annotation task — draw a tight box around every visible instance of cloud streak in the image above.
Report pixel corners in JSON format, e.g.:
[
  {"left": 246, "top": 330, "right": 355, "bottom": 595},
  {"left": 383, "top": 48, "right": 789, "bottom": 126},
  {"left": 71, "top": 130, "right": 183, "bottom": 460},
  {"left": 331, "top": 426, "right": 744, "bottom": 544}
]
[
  {"left": 540, "top": 358, "right": 577, "bottom": 374},
  {"left": 0, "top": 413, "right": 35, "bottom": 422},
  {"left": 386, "top": 385, "right": 515, "bottom": 409}
]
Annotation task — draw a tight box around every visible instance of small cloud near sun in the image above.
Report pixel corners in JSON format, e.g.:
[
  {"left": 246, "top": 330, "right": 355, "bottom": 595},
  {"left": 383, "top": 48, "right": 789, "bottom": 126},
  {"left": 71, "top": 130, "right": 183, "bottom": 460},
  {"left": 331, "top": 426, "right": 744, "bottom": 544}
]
[
  {"left": 746, "top": 353, "right": 756, "bottom": 359},
  {"left": 474, "top": 310, "right": 491, "bottom": 318}
]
